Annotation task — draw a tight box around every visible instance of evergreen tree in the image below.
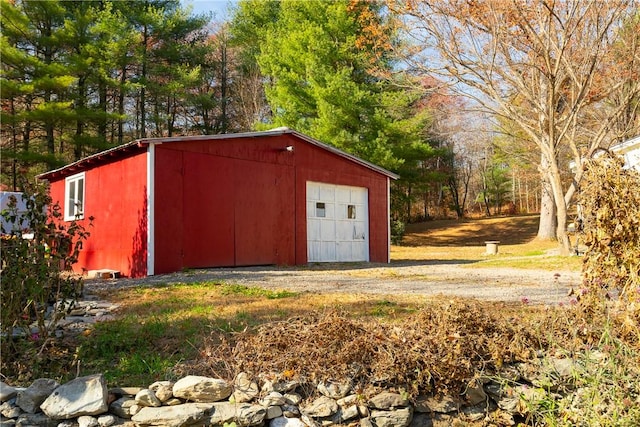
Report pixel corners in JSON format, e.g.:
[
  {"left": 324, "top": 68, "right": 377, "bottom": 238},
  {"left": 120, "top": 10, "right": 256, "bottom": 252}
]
[
  {"left": 1, "top": 0, "right": 76, "bottom": 175},
  {"left": 230, "top": 0, "right": 430, "bottom": 170}
]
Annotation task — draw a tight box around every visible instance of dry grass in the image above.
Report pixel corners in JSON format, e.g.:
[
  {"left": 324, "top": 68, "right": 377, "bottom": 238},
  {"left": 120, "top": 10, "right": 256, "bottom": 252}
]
[
  {"left": 393, "top": 215, "right": 582, "bottom": 271},
  {"left": 179, "top": 300, "right": 621, "bottom": 399}
]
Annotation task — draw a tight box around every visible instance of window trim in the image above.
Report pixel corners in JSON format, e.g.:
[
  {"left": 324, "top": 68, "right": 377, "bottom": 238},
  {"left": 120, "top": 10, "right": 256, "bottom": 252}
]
[{"left": 64, "top": 172, "right": 85, "bottom": 221}]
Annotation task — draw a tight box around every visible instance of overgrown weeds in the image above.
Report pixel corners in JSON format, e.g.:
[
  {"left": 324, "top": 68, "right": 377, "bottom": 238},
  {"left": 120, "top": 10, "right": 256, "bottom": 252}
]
[
  {"left": 1, "top": 183, "right": 90, "bottom": 379},
  {"left": 579, "top": 152, "right": 640, "bottom": 314},
  {"left": 179, "top": 301, "right": 614, "bottom": 393},
  {"left": 177, "top": 302, "right": 639, "bottom": 425}
]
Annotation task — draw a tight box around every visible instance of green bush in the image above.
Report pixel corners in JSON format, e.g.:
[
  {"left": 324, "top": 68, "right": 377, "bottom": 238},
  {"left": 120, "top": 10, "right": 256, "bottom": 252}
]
[
  {"left": 390, "top": 219, "right": 405, "bottom": 245},
  {"left": 1, "top": 183, "right": 91, "bottom": 366}
]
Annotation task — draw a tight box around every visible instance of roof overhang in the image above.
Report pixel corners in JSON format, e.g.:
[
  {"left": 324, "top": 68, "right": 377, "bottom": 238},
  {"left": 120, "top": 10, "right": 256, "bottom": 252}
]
[
  {"left": 38, "top": 128, "right": 399, "bottom": 181},
  {"left": 610, "top": 134, "right": 640, "bottom": 155},
  {"left": 37, "top": 141, "right": 148, "bottom": 181}
]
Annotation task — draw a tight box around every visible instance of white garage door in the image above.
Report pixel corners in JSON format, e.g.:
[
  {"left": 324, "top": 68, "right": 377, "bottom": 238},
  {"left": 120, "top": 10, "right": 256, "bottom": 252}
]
[{"left": 306, "top": 181, "right": 369, "bottom": 262}]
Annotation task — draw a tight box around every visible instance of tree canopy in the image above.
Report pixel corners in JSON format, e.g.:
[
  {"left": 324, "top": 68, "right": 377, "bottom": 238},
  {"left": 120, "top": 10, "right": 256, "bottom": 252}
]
[
  {"left": 230, "top": 0, "right": 435, "bottom": 171},
  {"left": 388, "top": 0, "right": 640, "bottom": 251}
]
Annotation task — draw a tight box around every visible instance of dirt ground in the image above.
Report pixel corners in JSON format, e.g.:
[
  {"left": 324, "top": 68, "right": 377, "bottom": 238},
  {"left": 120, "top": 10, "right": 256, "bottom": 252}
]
[
  {"left": 86, "top": 216, "right": 582, "bottom": 306},
  {"left": 87, "top": 262, "right": 578, "bottom": 305}
]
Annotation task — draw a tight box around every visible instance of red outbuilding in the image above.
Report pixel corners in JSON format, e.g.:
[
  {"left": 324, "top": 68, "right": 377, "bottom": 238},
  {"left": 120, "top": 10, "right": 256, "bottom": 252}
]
[{"left": 38, "top": 128, "right": 398, "bottom": 277}]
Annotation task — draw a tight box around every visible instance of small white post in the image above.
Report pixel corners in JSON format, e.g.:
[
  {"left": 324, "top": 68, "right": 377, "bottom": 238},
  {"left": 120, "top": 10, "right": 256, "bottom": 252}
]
[{"left": 485, "top": 241, "right": 500, "bottom": 255}]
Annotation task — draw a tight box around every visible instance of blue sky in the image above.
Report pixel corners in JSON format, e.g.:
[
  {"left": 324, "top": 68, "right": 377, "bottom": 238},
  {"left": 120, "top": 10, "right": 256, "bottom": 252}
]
[{"left": 181, "top": 0, "right": 237, "bottom": 21}]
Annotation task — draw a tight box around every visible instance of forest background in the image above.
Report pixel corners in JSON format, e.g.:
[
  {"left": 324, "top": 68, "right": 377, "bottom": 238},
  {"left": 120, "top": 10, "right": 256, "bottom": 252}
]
[{"left": 1, "top": 0, "right": 639, "bottom": 253}]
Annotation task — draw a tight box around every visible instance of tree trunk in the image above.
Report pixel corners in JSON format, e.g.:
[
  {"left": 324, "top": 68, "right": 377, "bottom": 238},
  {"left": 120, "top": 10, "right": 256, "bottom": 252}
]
[
  {"left": 140, "top": 24, "right": 148, "bottom": 138},
  {"left": 118, "top": 65, "right": 126, "bottom": 144},
  {"left": 548, "top": 162, "right": 572, "bottom": 255},
  {"left": 537, "top": 154, "right": 556, "bottom": 240},
  {"left": 406, "top": 185, "right": 412, "bottom": 222},
  {"left": 98, "top": 81, "right": 107, "bottom": 143}
]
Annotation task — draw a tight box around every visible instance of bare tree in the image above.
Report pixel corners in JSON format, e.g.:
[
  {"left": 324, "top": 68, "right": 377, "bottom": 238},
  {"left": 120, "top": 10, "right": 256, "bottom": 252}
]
[{"left": 389, "top": 0, "right": 640, "bottom": 253}]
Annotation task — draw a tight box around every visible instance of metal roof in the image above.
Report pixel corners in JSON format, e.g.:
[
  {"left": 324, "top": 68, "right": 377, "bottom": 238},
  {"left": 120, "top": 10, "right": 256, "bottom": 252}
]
[{"left": 38, "top": 127, "right": 399, "bottom": 181}]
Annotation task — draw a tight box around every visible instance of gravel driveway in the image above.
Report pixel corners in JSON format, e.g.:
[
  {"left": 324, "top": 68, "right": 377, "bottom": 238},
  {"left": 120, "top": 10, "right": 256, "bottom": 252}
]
[{"left": 85, "top": 260, "right": 582, "bottom": 305}]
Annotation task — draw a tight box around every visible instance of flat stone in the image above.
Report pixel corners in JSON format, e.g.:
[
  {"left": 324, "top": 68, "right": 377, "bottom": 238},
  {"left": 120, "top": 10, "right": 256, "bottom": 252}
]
[
  {"left": 317, "top": 381, "right": 351, "bottom": 399},
  {"left": 261, "top": 378, "right": 299, "bottom": 394},
  {"left": 336, "top": 394, "right": 359, "bottom": 407},
  {"left": 0, "top": 400, "right": 21, "bottom": 418},
  {"left": 334, "top": 405, "right": 359, "bottom": 423},
  {"left": 165, "top": 398, "right": 183, "bottom": 406},
  {"left": 77, "top": 415, "right": 99, "bottom": 427},
  {"left": 269, "top": 416, "right": 308, "bottom": 427},
  {"left": 368, "top": 392, "right": 409, "bottom": 410},
  {"left": 207, "top": 402, "right": 237, "bottom": 425},
  {"left": 282, "top": 404, "right": 301, "bottom": 418},
  {"left": 134, "top": 389, "right": 162, "bottom": 407},
  {"left": 413, "top": 395, "right": 460, "bottom": 414},
  {"left": 109, "top": 397, "right": 136, "bottom": 418},
  {"left": 266, "top": 405, "right": 283, "bottom": 419},
  {"left": 15, "top": 412, "right": 58, "bottom": 427},
  {"left": 232, "top": 373, "right": 259, "bottom": 403},
  {"left": 237, "top": 404, "right": 266, "bottom": 426},
  {"left": 40, "top": 374, "right": 108, "bottom": 419},
  {"left": 303, "top": 396, "right": 339, "bottom": 418},
  {"left": 172, "top": 376, "right": 232, "bottom": 402},
  {"left": 129, "top": 403, "right": 141, "bottom": 416},
  {"left": 16, "top": 378, "right": 60, "bottom": 414},
  {"left": 0, "top": 382, "right": 17, "bottom": 403},
  {"left": 360, "top": 418, "right": 374, "bottom": 427},
  {"left": 260, "top": 392, "right": 286, "bottom": 407},
  {"left": 464, "top": 380, "right": 487, "bottom": 406},
  {"left": 369, "top": 407, "right": 413, "bottom": 427},
  {"left": 97, "top": 414, "right": 117, "bottom": 427},
  {"left": 131, "top": 403, "right": 210, "bottom": 427},
  {"left": 149, "top": 381, "right": 174, "bottom": 403},
  {"left": 284, "top": 393, "right": 302, "bottom": 405}
]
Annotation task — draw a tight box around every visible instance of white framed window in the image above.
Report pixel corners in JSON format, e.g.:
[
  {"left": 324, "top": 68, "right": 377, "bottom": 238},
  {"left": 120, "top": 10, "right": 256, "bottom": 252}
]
[{"left": 64, "top": 172, "right": 85, "bottom": 221}]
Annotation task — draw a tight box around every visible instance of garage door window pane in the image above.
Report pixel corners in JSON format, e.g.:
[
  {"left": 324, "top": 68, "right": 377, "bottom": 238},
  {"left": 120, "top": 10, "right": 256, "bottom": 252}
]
[
  {"left": 348, "top": 205, "right": 356, "bottom": 219},
  {"left": 316, "top": 202, "right": 326, "bottom": 217}
]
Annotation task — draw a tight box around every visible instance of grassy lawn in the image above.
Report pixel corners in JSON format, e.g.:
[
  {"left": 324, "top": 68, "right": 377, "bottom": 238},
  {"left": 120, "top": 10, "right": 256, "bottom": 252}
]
[{"left": 394, "top": 215, "right": 582, "bottom": 271}]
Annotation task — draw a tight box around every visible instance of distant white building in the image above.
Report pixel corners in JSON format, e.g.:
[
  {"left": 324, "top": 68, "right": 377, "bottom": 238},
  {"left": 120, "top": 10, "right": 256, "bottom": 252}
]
[
  {"left": 609, "top": 135, "right": 640, "bottom": 171},
  {"left": 569, "top": 135, "right": 640, "bottom": 172},
  {"left": 0, "top": 191, "right": 27, "bottom": 234}
]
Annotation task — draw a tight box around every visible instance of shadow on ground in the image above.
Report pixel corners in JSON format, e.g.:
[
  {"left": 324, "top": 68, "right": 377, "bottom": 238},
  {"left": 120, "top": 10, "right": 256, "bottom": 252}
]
[{"left": 402, "top": 215, "right": 540, "bottom": 247}]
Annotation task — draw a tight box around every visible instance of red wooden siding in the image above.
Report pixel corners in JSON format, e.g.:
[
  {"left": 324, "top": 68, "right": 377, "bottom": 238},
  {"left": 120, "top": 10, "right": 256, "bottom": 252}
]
[
  {"left": 153, "top": 134, "right": 389, "bottom": 273},
  {"left": 233, "top": 158, "right": 295, "bottom": 266},
  {"left": 153, "top": 139, "right": 296, "bottom": 274},
  {"left": 48, "top": 153, "right": 148, "bottom": 277}
]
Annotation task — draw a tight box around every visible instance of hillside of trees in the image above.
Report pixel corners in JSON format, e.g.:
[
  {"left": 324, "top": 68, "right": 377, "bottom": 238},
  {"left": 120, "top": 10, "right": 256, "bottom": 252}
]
[{"left": 2, "top": 0, "right": 639, "bottom": 248}]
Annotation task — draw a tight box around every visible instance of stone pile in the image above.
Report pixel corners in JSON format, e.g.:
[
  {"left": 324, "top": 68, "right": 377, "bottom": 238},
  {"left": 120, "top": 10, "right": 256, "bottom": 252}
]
[
  {"left": 11, "top": 299, "right": 119, "bottom": 339},
  {"left": 0, "top": 362, "right": 577, "bottom": 427}
]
